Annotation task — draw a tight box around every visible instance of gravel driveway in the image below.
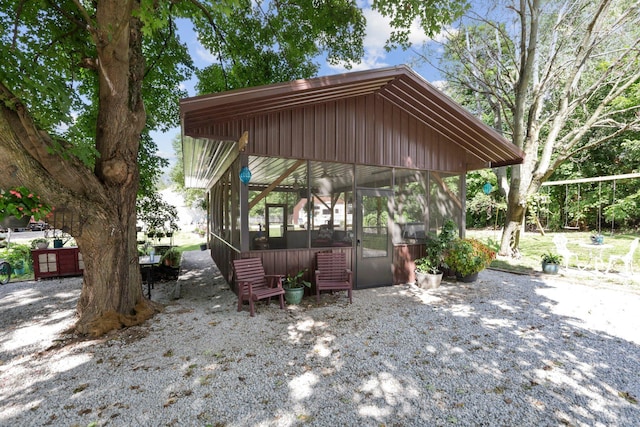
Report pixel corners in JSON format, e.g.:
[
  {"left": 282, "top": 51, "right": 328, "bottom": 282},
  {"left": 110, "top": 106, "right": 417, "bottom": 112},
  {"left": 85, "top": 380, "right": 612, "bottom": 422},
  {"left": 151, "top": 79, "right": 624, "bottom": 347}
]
[{"left": 0, "top": 251, "right": 638, "bottom": 426}]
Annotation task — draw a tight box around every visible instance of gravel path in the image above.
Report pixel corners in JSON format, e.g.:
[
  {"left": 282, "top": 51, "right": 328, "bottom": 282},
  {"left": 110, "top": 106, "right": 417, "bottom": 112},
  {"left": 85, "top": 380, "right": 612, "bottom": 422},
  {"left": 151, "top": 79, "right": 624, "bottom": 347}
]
[{"left": 0, "top": 251, "right": 639, "bottom": 426}]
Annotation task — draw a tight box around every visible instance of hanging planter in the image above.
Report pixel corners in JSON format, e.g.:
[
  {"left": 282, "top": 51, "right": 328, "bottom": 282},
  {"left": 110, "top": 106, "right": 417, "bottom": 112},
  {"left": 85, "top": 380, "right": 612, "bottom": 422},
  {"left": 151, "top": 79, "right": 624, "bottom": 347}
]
[{"left": 0, "top": 216, "right": 30, "bottom": 229}]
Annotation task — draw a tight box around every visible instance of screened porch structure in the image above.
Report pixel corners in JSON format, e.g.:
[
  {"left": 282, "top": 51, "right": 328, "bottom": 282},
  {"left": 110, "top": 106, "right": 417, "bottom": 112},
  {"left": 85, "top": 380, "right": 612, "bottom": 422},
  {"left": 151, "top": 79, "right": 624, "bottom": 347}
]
[{"left": 180, "top": 65, "right": 524, "bottom": 290}]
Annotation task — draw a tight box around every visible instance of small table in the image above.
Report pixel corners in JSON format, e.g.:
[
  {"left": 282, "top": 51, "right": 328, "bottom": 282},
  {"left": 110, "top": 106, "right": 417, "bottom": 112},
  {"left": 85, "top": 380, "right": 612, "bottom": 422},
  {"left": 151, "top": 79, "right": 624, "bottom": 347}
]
[
  {"left": 139, "top": 255, "right": 160, "bottom": 298},
  {"left": 578, "top": 243, "right": 613, "bottom": 271}
]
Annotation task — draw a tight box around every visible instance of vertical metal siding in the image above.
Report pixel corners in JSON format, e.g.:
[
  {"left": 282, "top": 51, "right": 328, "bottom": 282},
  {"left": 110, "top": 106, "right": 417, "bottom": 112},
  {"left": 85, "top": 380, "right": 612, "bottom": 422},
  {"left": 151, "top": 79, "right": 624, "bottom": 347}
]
[{"left": 191, "top": 93, "right": 468, "bottom": 173}]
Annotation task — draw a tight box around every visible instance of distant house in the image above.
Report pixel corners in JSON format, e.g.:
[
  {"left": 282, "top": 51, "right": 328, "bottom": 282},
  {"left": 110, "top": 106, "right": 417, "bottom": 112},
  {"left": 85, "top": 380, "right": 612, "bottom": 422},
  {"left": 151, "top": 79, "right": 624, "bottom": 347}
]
[{"left": 180, "top": 65, "right": 524, "bottom": 289}]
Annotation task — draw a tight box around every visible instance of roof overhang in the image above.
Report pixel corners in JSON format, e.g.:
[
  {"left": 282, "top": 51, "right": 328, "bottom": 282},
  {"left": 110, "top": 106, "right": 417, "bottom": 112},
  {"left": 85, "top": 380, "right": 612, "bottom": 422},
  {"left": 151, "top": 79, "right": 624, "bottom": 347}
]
[{"left": 180, "top": 65, "right": 524, "bottom": 187}]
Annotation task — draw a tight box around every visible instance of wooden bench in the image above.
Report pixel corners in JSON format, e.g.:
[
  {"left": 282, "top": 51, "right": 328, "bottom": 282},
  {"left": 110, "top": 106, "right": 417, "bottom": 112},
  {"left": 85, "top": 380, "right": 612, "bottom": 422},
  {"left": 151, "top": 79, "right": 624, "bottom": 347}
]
[
  {"left": 233, "top": 258, "right": 285, "bottom": 317},
  {"left": 315, "top": 252, "right": 353, "bottom": 304}
]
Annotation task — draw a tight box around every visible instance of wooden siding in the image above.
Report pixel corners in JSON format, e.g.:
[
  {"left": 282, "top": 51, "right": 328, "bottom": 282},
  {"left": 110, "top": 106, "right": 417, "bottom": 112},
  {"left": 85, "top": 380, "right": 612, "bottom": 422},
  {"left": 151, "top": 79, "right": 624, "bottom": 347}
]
[
  {"left": 209, "top": 242, "right": 426, "bottom": 296},
  {"left": 191, "top": 93, "right": 467, "bottom": 173},
  {"left": 393, "top": 244, "right": 426, "bottom": 285}
]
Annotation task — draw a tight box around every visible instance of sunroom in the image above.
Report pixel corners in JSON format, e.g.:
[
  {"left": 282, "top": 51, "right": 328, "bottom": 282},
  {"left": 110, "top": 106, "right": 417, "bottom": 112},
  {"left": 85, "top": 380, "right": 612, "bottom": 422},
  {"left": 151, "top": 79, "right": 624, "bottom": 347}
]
[{"left": 180, "top": 65, "right": 524, "bottom": 290}]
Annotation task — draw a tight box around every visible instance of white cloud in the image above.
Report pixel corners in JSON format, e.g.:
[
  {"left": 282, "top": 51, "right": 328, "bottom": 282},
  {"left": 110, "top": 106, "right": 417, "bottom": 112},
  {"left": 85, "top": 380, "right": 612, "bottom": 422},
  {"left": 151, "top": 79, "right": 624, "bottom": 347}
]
[
  {"left": 326, "top": 7, "right": 436, "bottom": 73},
  {"left": 195, "top": 44, "right": 216, "bottom": 65}
]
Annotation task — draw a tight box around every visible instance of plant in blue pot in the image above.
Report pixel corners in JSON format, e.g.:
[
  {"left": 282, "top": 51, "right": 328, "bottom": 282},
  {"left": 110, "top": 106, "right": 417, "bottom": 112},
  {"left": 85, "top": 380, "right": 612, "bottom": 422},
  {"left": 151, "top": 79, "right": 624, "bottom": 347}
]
[
  {"left": 541, "top": 252, "right": 562, "bottom": 274},
  {"left": 283, "top": 269, "right": 311, "bottom": 304}
]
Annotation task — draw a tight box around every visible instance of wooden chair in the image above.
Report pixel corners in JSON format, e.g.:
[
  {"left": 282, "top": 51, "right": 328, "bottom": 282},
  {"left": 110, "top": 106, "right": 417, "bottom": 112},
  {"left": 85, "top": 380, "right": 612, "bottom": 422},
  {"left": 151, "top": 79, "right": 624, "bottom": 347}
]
[
  {"left": 315, "top": 252, "right": 353, "bottom": 304},
  {"left": 605, "top": 238, "right": 639, "bottom": 274},
  {"left": 232, "top": 258, "right": 285, "bottom": 317}
]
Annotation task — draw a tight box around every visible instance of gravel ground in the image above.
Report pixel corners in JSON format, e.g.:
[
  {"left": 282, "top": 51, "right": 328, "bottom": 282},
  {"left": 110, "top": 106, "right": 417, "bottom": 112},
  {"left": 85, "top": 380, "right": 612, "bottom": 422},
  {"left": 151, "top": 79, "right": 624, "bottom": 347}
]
[{"left": 0, "top": 251, "right": 639, "bottom": 426}]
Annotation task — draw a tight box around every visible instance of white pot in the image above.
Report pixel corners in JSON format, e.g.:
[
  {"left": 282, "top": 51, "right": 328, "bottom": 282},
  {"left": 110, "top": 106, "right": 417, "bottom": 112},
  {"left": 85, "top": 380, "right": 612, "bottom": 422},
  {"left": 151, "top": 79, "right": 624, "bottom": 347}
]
[{"left": 415, "top": 271, "right": 443, "bottom": 289}]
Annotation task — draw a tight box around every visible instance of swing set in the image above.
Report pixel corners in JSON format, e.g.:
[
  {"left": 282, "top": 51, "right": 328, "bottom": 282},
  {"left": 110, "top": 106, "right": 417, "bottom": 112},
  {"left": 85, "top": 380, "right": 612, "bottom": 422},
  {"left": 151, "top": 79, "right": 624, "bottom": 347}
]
[{"left": 540, "top": 172, "right": 640, "bottom": 233}]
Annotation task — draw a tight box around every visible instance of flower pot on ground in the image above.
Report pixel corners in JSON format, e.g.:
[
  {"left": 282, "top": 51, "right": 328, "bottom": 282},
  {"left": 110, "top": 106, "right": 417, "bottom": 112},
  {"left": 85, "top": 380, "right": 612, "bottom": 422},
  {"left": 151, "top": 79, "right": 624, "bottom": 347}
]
[
  {"left": 444, "top": 238, "right": 496, "bottom": 282},
  {"left": 414, "top": 256, "right": 443, "bottom": 289},
  {"left": 283, "top": 286, "right": 305, "bottom": 304},
  {"left": 541, "top": 252, "right": 562, "bottom": 274},
  {"left": 283, "top": 269, "right": 311, "bottom": 304},
  {"left": 456, "top": 271, "right": 479, "bottom": 282},
  {"left": 161, "top": 248, "right": 181, "bottom": 268},
  {"left": 415, "top": 270, "right": 443, "bottom": 289},
  {"left": 2, "top": 243, "right": 31, "bottom": 276}
]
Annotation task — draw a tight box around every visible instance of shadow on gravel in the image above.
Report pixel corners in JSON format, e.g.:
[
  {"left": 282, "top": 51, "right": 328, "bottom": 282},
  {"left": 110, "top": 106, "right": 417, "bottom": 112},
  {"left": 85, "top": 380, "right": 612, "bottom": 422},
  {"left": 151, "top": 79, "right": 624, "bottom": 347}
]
[{"left": 0, "top": 262, "right": 638, "bottom": 426}]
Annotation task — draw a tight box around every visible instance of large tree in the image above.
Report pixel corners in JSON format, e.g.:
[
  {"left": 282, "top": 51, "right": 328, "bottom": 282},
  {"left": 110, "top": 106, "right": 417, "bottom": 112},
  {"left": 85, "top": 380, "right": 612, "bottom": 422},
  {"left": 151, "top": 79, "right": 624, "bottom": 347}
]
[
  {"left": 0, "top": 0, "right": 367, "bottom": 335},
  {"left": 414, "top": 0, "right": 640, "bottom": 254}
]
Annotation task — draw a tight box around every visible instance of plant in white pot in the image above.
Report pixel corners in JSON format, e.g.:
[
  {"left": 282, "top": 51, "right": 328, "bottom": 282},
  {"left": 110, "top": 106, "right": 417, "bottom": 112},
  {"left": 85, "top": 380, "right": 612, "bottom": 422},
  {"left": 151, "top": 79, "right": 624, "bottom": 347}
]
[
  {"left": 414, "top": 237, "right": 444, "bottom": 289},
  {"left": 30, "top": 237, "right": 50, "bottom": 250},
  {"left": 415, "top": 257, "right": 443, "bottom": 289}
]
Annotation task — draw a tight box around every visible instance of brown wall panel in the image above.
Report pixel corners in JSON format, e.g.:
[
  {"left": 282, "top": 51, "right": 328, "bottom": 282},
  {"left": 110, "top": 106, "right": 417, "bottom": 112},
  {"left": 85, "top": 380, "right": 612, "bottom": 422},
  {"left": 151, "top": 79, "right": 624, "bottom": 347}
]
[
  {"left": 314, "top": 104, "right": 326, "bottom": 160},
  {"left": 194, "top": 94, "right": 469, "bottom": 173},
  {"left": 335, "top": 98, "right": 347, "bottom": 163},
  {"left": 291, "top": 109, "right": 304, "bottom": 158},
  {"left": 302, "top": 106, "right": 315, "bottom": 159},
  {"left": 393, "top": 244, "right": 425, "bottom": 285}
]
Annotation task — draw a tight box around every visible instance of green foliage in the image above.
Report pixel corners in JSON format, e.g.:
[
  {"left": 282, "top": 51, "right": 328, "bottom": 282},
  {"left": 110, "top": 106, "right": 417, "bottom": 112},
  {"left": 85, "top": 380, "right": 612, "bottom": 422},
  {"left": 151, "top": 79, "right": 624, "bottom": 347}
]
[
  {"left": 161, "top": 247, "right": 181, "bottom": 267},
  {"left": 30, "top": 238, "right": 49, "bottom": 249},
  {"left": 284, "top": 269, "right": 311, "bottom": 289},
  {"left": 541, "top": 252, "right": 562, "bottom": 264},
  {"left": 0, "top": 187, "right": 53, "bottom": 221},
  {"left": 373, "top": 0, "right": 470, "bottom": 49},
  {"left": 137, "top": 193, "right": 179, "bottom": 233},
  {"left": 416, "top": 219, "right": 458, "bottom": 273},
  {"left": 194, "top": 0, "right": 366, "bottom": 94},
  {"left": 0, "top": 244, "right": 32, "bottom": 271},
  {"left": 444, "top": 238, "right": 495, "bottom": 277}
]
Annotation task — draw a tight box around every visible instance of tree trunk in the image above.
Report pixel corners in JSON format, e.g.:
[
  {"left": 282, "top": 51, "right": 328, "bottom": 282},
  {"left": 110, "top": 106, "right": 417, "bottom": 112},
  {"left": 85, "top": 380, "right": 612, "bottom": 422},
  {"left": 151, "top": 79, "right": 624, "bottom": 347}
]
[
  {"left": 73, "top": 0, "right": 159, "bottom": 336},
  {"left": 500, "top": 202, "right": 525, "bottom": 257},
  {"left": 0, "top": 0, "right": 161, "bottom": 336}
]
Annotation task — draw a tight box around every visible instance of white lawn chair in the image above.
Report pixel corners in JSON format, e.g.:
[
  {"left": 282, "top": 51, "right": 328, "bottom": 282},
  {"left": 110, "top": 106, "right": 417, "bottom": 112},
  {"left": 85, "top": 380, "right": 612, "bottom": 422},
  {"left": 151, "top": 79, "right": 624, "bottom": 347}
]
[
  {"left": 605, "top": 238, "right": 639, "bottom": 274},
  {"left": 552, "top": 234, "right": 577, "bottom": 269}
]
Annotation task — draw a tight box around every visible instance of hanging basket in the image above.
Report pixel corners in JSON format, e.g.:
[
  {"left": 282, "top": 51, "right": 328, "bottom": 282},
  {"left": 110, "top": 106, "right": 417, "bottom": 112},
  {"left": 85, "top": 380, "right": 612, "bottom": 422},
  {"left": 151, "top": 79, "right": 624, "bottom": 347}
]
[{"left": 0, "top": 216, "right": 30, "bottom": 229}]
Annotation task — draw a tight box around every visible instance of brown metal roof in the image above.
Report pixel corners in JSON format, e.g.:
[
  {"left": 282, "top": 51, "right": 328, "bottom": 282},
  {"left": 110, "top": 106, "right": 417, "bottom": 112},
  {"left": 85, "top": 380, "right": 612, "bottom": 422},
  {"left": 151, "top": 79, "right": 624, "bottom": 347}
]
[{"left": 180, "top": 65, "right": 524, "bottom": 186}]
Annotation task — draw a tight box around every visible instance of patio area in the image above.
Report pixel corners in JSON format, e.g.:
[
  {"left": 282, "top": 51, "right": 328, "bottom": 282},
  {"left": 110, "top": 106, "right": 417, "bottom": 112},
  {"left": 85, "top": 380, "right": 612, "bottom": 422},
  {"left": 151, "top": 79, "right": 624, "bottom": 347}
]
[{"left": 0, "top": 250, "right": 638, "bottom": 425}]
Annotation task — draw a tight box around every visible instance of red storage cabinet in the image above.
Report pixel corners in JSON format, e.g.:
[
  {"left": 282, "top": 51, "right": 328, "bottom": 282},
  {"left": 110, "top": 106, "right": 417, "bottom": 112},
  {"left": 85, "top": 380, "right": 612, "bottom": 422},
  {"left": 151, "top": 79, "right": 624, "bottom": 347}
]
[{"left": 31, "top": 247, "right": 84, "bottom": 280}]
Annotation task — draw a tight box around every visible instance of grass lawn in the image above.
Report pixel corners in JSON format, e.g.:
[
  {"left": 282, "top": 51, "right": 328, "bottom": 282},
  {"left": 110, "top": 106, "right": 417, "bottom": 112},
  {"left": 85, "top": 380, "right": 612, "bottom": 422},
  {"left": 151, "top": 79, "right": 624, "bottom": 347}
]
[{"left": 467, "top": 229, "right": 640, "bottom": 287}]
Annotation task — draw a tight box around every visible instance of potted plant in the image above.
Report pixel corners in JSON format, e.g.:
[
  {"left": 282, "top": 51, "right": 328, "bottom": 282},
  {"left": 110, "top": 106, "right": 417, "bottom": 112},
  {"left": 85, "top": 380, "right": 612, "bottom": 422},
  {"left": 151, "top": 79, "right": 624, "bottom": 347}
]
[
  {"left": 414, "top": 237, "right": 445, "bottom": 289},
  {"left": 283, "top": 269, "right": 311, "bottom": 304},
  {"left": 437, "top": 219, "right": 458, "bottom": 277},
  {"left": 161, "top": 247, "right": 181, "bottom": 268},
  {"left": 415, "top": 257, "right": 443, "bottom": 289},
  {"left": 541, "top": 252, "right": 562, "bottom": 274},
  {"left": 590, "top": 233, "right": 604, "bottom": 245},
  {"left": 444, "top": 238, "right": 496, "bottom": 282},
  {"left": 4, "top": 243, "right": 32, "bottom": 276},
  {"left": 30, "top": 237, "right": 50, "bottom": 250},
  {"left": 0, "top": 186, "right": 53, "bottom": 227}
]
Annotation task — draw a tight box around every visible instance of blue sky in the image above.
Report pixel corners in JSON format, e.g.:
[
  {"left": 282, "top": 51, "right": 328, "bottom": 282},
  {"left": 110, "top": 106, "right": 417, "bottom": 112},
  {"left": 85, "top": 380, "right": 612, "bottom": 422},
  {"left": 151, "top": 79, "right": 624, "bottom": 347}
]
[{"left": 152, "top": 5, "right": 443, "bottom": 169}]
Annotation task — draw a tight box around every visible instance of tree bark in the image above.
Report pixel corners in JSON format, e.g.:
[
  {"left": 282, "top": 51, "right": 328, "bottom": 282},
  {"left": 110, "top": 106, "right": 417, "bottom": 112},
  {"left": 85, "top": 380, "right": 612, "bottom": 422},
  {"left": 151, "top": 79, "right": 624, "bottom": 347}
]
[
  {"left": 74, "top": 0, "right": 159, "bottom": 335},
  {"left": 0, "top": 0, "right": 160, "bottom": 336}
]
